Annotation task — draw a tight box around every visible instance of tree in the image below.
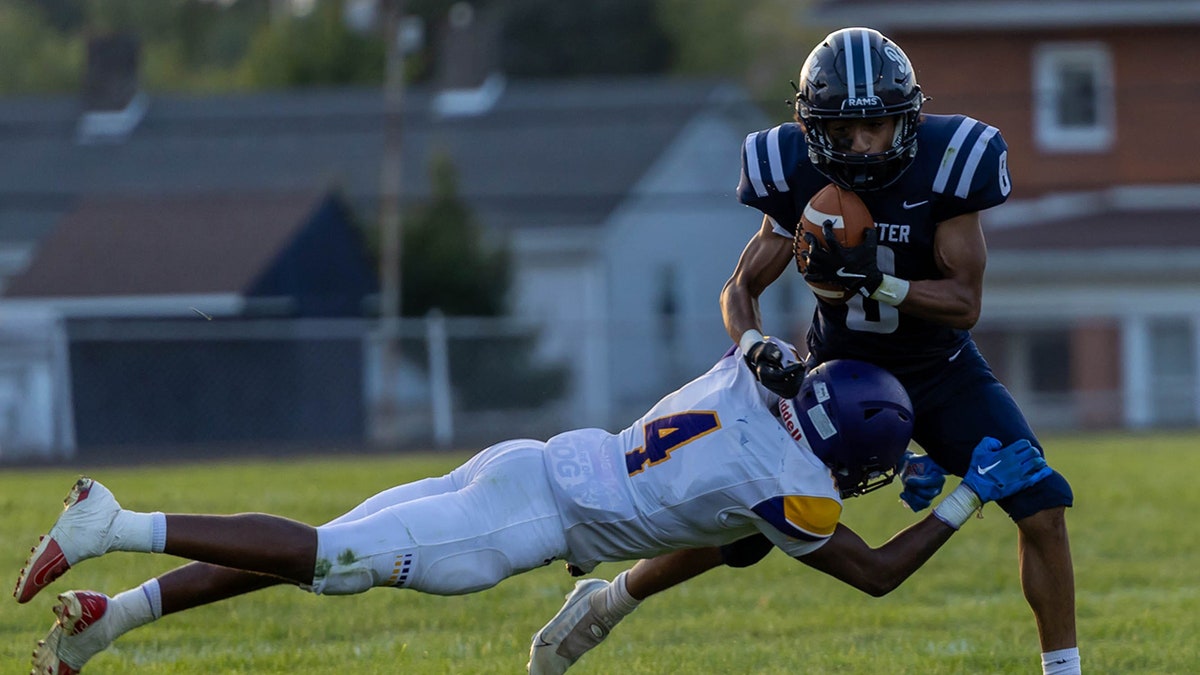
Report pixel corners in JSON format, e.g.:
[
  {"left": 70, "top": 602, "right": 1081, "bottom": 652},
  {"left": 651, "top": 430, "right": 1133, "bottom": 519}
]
[
  {"left": 400, "top": 153, "right": 509, "bottom": 317},
  {"left": 0, "top": 3, "right": 81, "bottom": 94},
  {"left": 395, "top": 153, "right": 567, "bottom": 410},
  {"left": 238, "top": 0, "right": 384, "bottom": 88},
  {"left": 500, "top": 0, "right": 671, "bottom": 78}
]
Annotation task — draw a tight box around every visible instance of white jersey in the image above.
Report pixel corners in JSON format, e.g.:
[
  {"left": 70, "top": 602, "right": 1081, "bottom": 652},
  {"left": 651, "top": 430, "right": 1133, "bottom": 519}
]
[
  {"left": 544, "top": 350, "right": 843, "bottom": 573},
  {"left": 311, "top": 343, "right": 844, "bottom": 597}
]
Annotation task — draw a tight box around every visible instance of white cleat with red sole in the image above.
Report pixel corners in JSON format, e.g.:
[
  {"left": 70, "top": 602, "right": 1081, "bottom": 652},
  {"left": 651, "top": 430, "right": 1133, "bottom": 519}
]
[
  {"left": 31, "top": 590, "right": 115, "bottom": 675},
  {"left": 14, "top": 478, "right": 121, "bottom": 604}
]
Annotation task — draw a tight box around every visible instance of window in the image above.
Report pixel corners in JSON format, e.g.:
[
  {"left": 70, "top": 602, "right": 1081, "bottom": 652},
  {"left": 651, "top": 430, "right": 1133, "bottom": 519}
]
[
  {"left": 1029, "top": 331, "right": 1071, "bottom": 395},
  {"left": 1149, "top": 320, "right": 1196, "bottom": 426},
  {"left": 1033, "top": 42, "right": 1115, "bottom": 152}
]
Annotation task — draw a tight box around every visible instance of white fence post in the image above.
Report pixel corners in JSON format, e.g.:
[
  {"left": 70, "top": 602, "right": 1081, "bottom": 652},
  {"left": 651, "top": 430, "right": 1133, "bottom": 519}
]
[
  {"left": 426, "top": 309, "right": 453, "bottom": 447},
  {"left": 1122, "top": 315, "right": 1152, "bottom": 429}
]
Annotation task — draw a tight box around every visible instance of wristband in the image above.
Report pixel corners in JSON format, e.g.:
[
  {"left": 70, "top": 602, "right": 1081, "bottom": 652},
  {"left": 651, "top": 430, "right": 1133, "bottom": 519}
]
[
  {"left": 739, "top": 329, "right": 765, "bottom": 355},
  {"left": 869, "top": 274, "right": 910, "bottom": 306},
  {"left": 931, "top": 484, "right": 982, "bottom": 530}
]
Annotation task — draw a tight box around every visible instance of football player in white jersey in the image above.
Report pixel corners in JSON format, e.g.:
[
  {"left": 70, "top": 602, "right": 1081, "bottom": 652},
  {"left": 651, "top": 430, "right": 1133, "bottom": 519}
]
[{"left": 15, "top": 341, "right": 1051, "bottom": 674}]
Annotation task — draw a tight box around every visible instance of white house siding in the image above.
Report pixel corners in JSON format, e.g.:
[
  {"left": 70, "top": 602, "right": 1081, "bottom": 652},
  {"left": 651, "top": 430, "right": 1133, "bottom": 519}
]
[
  {"left": 981, "top": 251, "right": 1200, "bottom": 429},
  {"left": 0, "top": 307, "right": 75, "bottom": 458},
  {"left": 601, "top": 112, "right": 812, "bottom": 422},
  {"left": 509, "top": 226, "right": 611, "bottom": 426}
]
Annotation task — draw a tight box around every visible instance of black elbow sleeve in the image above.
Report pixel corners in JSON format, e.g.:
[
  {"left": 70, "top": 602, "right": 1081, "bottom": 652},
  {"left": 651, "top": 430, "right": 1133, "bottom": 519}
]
[{"left": 719, "top": 534, "right": 774, "bottom": 568}]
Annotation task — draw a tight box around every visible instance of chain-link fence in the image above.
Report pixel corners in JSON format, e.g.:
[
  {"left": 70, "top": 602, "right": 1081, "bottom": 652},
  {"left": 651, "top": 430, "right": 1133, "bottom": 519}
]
[
  {"left": 0, "top": 313, "right": 738, "bottom": 462},
  {"left": 4, "top": 311, "right": 1198, "bottom": 464}
]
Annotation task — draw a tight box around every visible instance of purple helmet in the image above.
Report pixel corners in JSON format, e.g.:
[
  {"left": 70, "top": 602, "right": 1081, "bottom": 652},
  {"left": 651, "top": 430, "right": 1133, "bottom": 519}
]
[{"left": 788, "top": 359, "right": 913, "bottom": 498}]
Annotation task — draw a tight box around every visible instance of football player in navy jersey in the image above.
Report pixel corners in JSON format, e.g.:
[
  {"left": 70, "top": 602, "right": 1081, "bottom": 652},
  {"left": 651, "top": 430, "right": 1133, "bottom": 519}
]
[{"left": 530, "top": 27, "right": 1080, "bottom": 675}]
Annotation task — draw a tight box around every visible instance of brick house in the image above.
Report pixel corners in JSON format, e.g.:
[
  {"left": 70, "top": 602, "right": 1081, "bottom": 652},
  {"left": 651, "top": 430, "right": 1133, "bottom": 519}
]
[{"left": 811, "top": 0, "right": 1200, "bottom": 429}]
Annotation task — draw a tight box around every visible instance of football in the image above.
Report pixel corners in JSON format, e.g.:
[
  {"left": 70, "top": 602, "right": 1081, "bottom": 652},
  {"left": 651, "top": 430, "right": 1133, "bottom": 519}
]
[{"left": 795, "top": 184, "right": 876, "bottom": 303}]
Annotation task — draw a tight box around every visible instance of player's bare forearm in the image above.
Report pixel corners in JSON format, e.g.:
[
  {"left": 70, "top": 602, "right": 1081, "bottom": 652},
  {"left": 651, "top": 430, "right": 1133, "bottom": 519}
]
[
  {"left": 892, "top": 211, "right": 985, "bottom": 330},
  {"left": 721, "top": 277, "right": 760, "bottom": 343},
  {"left": 722, "top": 218, "right": 793, "bottom": 342},
  {"left": 796, "top": 519, "right": 955, "bottom": 597},
  {"left": 894, "top": 277, "right": 982, "bottom": 329}
]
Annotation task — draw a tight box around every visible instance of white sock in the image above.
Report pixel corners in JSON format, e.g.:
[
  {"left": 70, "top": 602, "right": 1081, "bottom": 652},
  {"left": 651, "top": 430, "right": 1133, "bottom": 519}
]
[
  {"left": 106, "top": 579, "right": 162, "bottom": 638},
  {"left": 109, "top": 511, "right": 167, "bottom": 553},
  {"left": 1042, "top": 647, "right": 1080, "bottom": 675},
  {"left": 601, "top": 571, "right": 641, "bottom": 619}
]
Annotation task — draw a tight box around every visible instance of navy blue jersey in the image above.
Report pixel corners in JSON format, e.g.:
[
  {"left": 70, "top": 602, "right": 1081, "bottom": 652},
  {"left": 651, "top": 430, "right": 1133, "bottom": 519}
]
[
  {"left": 736, "top": 114, "right": 1011, "bottom": 374},
  {"left": 729, "top": 115, "right": 1072, "bottom": 523}
]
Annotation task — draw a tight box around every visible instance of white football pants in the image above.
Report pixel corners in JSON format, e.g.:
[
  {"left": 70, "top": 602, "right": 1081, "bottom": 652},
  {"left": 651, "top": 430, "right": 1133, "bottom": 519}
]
[{"left": 310, "top": 439, "right": 568, "bottom": 596}]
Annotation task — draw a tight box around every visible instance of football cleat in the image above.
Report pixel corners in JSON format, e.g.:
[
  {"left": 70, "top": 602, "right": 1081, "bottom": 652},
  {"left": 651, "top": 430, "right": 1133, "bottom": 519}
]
[
  {"left": 32, "top": 591, "right": 115, "bottom": 674},
  {"left": 14, "top": 478, "right": 121, "bottom": 604},
  {"left": 528, "top": 578, "right": 621, "bottom": 675}
]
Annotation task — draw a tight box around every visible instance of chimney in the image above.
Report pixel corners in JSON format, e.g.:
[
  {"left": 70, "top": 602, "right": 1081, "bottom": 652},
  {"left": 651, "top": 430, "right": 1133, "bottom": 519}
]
[
  {"left": 77, "top": 33, "right": 148, "bottom": 144},
  {"left": 431, "top": 2, "right": 505, "bottom": 117}
]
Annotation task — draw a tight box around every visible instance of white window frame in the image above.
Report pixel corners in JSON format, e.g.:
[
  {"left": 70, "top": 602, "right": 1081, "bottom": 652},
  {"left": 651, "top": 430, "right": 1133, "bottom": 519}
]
[{"left": 1033, "top": 42, "right": 1115, "bottom": 153}]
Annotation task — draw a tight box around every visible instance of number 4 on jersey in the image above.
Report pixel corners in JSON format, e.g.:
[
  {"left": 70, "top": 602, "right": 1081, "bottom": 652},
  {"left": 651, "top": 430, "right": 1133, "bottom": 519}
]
[{"left": 625, "top": 411, "right": 720, "bottom": 476}]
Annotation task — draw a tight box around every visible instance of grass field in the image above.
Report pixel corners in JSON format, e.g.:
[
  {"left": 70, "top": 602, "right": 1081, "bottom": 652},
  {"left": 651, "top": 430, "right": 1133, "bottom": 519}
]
[{"left": 3, "top": 431, "right": 1199, "bottom": 674}]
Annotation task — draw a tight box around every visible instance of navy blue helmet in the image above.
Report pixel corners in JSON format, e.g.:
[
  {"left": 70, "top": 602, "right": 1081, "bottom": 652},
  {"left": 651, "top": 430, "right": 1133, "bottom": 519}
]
[
  {"left": 794, "top": 27, "right": 926, "bottom": 191},
  {"left": 790, "top": 359, "right": 913, "bottom": 498}
]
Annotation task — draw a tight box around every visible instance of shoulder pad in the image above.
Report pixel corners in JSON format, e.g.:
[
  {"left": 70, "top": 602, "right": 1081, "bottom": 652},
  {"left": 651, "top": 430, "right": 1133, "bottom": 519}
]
[
  {"left": 925, "top": 115, "right": 1011, "bottom": 208},
  {"left": 737, "top": 124, "right": 821, "bottom": 231},
  {"left": 739, "top": 124, "right": 807, "bottom": 199},
  {"left": 752, "top": 494, "right": 841, "bottom": 541}
]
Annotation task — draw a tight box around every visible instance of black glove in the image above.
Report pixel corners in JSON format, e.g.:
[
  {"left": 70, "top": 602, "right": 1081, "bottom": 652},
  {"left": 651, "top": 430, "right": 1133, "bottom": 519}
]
[
  {"left": 801, "top": 221, "right": 883, "bottom": 297},
  {"left": 744, "top": 339, "right": 804, "bottom": 398}
]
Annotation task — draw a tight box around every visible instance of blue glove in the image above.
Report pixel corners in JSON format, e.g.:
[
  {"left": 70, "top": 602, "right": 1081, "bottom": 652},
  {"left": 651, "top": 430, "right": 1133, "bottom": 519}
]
[
  {"left": 961, "top": 437, "right": 1053, "bottom": 503},
  {"left": 898, "top": 451, "right": 946, "bottom": 512}
]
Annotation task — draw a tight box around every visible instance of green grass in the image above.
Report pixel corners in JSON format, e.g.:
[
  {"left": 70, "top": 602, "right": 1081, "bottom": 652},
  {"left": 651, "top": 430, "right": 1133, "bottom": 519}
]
[{"left": 3, "top": 432, "right": 1198, "bottom": 673}]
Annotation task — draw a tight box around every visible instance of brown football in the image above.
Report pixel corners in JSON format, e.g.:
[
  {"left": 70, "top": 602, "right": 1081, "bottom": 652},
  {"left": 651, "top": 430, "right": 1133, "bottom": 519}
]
[{"left": 796, "top": 184, "right": 876, "bottom": 304}]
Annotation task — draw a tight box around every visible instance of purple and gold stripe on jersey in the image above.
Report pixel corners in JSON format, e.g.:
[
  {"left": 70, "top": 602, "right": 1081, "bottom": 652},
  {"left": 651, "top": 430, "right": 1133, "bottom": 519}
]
[
  {"left": 932, "top": 117, "right": 1000, "bottom": 199},
  {"left": 752, "top": 495, "right": 841, "bottom": 542}
]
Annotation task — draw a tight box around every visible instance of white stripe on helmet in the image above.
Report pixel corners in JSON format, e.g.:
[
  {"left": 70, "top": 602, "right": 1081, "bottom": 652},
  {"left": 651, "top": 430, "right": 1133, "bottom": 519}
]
[
  {"left": 861, "top": 30, "right": 874, "bottom": 98},
  {"left": 842, "top": 31, "right": 857, "bottom": 99}
]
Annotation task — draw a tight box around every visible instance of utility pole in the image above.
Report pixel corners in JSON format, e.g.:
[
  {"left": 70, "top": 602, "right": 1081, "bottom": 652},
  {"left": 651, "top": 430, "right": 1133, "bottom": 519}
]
[{"left": 374, "top": 0, "right": 405, "bottom": 445}]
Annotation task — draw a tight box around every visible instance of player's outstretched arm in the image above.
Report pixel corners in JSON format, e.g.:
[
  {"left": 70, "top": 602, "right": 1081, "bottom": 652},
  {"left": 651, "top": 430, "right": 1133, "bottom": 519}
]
[
  {"left": 797, "top": 518, "right": 953, "bottom": 597},
  {"left": 796, "top": 437, "right": 1051, "bottom": 596}
]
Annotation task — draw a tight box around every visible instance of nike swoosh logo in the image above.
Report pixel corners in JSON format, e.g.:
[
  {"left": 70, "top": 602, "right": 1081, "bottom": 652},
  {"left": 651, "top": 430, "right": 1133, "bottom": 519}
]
[
  {"left": 835, "top": 267, "right": 866, "bottom": 279},
  {"left": 977, "top": 460, "right": 1002, "bottom": 475},
  {"left": 902, "top": 200, "right": 928, "bottom": 209},
  {"left": 30, "top": 550, "right": 67, "bottom": 587}
]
